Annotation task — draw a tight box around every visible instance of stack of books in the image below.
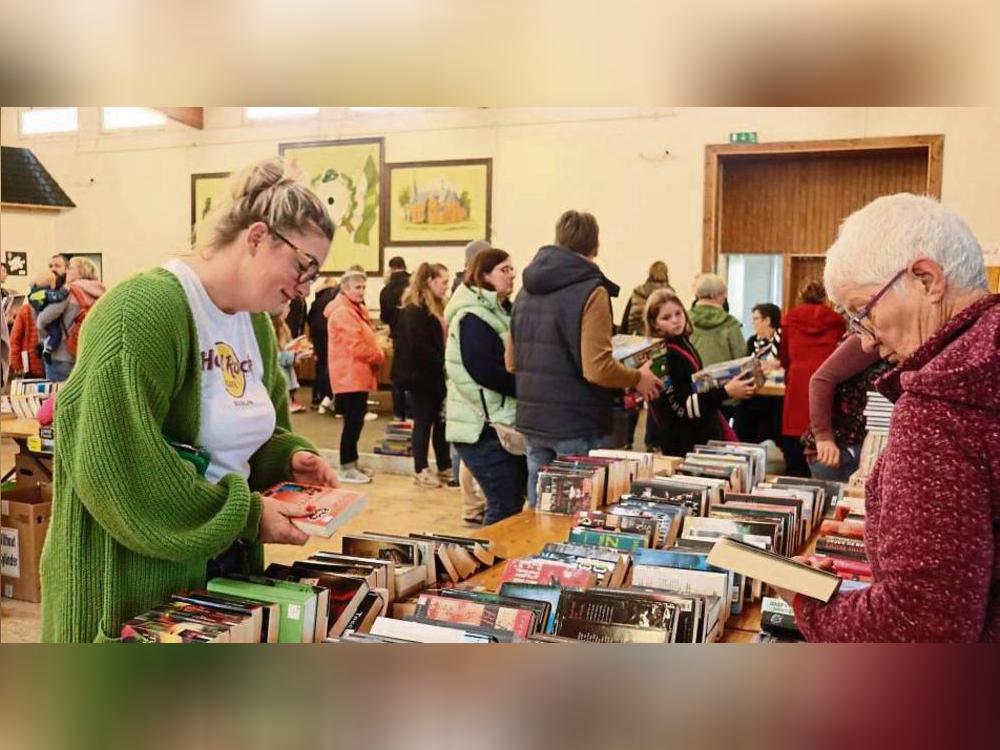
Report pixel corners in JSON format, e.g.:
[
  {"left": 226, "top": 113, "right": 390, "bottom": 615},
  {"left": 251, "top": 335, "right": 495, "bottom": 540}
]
[
  {"left": 7, "top": 379, "right": 60, "bottom": 419},
  {"left": 373, "top": 420, "right": 413, "bottom": 457},
  {"left": 536, "top": 454, "right": 637, "bottom": 514},
  {"left": 691, "top": 355, "right": 764, "bottom": 395},
  {"left": 862, "top": 390, "right": 894, "bottom": 432}
]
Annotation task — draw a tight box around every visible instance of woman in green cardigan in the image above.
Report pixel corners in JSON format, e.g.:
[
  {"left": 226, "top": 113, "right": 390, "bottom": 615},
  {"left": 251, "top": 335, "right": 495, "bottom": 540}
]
[{"left": 40, "top": 159, "right": 339, "bottom": 642}]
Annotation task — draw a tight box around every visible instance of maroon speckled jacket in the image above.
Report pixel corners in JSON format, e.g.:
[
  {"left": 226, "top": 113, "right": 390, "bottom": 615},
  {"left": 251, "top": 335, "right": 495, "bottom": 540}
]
[{"left": 795, "top": 294, "right": 1000, "bottom": 642}]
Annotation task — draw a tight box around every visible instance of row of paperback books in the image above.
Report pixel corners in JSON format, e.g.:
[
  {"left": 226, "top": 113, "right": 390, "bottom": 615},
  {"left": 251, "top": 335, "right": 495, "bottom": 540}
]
[
  {"left": 119, "top": 530, "right": 502, "bottom": 643},
  {"left": 373, "top": 419, "right": 413, "bottom": 457},
  {"left": 535, "top": 449, "right": 653, "bottom": 514},
  {"left": 4, "top": 378, "right": 60, "bottom": 420}
]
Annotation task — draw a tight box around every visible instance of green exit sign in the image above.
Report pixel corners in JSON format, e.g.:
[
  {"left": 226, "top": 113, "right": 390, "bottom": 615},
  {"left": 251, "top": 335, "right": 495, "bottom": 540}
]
[{"left": 729, "top": 131, "right": 758, "bottom": 144}]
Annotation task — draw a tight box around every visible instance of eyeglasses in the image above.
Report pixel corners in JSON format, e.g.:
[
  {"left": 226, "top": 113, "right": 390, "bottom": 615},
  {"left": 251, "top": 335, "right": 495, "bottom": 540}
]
[
  {"left": 846, "top": 268, "right": 906, "bottom": 338},
  {"left": 269, "top": 228, "right": 321, "bottom": 285}
]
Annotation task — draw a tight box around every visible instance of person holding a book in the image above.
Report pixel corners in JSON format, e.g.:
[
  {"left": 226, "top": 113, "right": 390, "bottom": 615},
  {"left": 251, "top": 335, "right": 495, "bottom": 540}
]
[
  {"left": 508, "top": 210, "right": 663, "bottom": 507},
  {"left": 39, "top": 158, "right": 340, "bottom": 642},
  {"left": 778, "top": 279, "right": 845, "bottom": 476},
  {"left": 776, "top": 193, "right": 999, "bottom": 642},
  {"left": 644, "top": 290, "right": 756, "bottom": 457},
  {"left": 325, "top": 269, "right": 385, "bottom": 484},
  {"left": 271, "top": 302, "right": 311, "bottom": 414},
  {"left": 392, "top": 262, "right": 454, "bottom": 488},
  {"left": 444, "top": 248, "right": 527, "bottom": 525},
  {"left": 733, "top": 302, "right": 785, "bottom": 444}
]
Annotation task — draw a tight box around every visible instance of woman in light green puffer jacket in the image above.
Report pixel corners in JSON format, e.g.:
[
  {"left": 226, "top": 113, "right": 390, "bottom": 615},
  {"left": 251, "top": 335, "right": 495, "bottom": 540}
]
[{"left": 444, "top": 249, "right": 527, "bottom": 525}]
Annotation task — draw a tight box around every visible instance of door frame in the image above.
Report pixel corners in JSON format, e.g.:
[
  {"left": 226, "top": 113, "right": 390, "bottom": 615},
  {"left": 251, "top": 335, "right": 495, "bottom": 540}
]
[{"left": 702, "top": 134, "right": 945, "bottom": 274}]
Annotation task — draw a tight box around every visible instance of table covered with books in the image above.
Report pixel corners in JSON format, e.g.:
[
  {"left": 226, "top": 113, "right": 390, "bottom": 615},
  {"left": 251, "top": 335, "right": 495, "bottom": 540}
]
[{"left": 113, "top": 442, "right": 870, "bottom": 644}]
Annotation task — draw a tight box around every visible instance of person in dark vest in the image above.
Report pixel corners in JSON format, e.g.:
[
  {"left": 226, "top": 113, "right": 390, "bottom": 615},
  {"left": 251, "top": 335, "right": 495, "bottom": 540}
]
[
  {"left": 508, "top": 210, "right": 663, "bottom": 507},
  {"left": 379, "top": 256, "right": 411, "bottom": 420}
]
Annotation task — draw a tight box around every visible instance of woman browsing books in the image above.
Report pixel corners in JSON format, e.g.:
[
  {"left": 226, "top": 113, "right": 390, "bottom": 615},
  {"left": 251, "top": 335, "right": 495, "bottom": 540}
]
[
  {"left": 444, "top": 249, "right": 528, "bottom": 525},
  {"left": 644, "top": 290, "right": 756, "bottom": 458},
  {"left": 774, "top": 193, "right": 999, "bottom": 643},
  {"left": 39, "top": 158, "right": 340, "bottom": 643}
]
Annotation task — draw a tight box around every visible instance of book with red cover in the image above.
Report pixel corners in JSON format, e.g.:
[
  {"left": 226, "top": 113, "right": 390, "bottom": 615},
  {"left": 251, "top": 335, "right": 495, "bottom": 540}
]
[
  {"left": 413, "top": 593, "right": 536, "bottom": 639},
  {"left": 262, "top": 482, "right": 367, "bottom": 538},
  {"left": 499, "top": 558, "right": 597, "bottom": 588}
]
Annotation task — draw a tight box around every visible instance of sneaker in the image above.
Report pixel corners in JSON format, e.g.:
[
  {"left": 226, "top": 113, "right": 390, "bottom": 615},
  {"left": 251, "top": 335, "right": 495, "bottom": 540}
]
[
  {"left": 358, "top": 465, "right": 375, "bottom": 478},
  {"left": 289, "top": 400, "right": 306, "bottom": 414},
  {"left": 413, "top": 469, "right": 442, "bottom": 488},
  {"left": 463, "top": 514, "right": 485, "bottom": 525},
  {"left": 317, "top": 397, "right": 333, "bottom": 415},
  {"left": 340, "top": 467, "right": 372, "bottom": 484},
  {"left": 364, "top": 412, "right": 378, "bottom": 422},
  {"left": 437, "top": 467, "right": 455, "bottom": 484}
]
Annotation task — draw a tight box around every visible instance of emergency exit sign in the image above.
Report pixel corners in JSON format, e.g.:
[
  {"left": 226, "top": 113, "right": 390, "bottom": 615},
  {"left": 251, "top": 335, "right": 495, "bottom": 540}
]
[{"left": 729, "top": 131, "right": 758, "bottom": 144}]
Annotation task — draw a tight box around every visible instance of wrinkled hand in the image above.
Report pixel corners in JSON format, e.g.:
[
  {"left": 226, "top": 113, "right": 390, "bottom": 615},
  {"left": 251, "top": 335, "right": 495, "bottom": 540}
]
[
  {"left": 724, "top": 371, "right": 756, "bottom": 400},
  {"left": 290, "top": 450, "right": 339, "bottom": 487},
  {"left": 815, "top": 439, "right": 841, "bottom": 468},
  {"left": 258, "top": 497, "right": 310, "bottom": 545},
  {"left": 634, "top": 361, "right": 663, "bottom": 401},
  {"left": 772, "top": 556, "right": 835, "bottom": 606}
]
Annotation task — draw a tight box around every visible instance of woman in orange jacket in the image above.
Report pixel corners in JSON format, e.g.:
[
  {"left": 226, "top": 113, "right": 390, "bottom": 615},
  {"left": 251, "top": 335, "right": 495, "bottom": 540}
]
[{"left": 326, "top": 269, "right": 385, "bottom": 484}]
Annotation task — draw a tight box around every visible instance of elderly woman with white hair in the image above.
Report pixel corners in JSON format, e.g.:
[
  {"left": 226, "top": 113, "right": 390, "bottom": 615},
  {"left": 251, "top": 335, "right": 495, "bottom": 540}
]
[
  {"left": 326, "top": 268, "right": 385, "bottom": 484},
  {"left": 775, "top": 193, "right": 999, "bottom": 642}
]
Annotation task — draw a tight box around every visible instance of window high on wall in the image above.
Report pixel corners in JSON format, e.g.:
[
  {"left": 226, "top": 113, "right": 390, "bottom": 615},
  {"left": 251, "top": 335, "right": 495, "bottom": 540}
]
[
  {"left": 19, "top": 107, "right": 79, "bottom": 136},
  {"left": 101, "top": 107, "right": 167, "bottom": 130},
  {"left": 245, "top": 107, "right": 319, "bottom": 122}
]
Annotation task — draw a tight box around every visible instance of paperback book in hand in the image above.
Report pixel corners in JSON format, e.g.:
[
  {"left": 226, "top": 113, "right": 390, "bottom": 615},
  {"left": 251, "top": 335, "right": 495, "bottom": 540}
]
[{"left": 263, "top": 482, "right": 367, "bottom": 538}]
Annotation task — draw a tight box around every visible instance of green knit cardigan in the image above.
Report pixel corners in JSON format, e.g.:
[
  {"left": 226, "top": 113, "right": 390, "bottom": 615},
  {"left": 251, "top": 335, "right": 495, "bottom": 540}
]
[{"left": 39, "top": 268, "right": 316, "bottom": 643}]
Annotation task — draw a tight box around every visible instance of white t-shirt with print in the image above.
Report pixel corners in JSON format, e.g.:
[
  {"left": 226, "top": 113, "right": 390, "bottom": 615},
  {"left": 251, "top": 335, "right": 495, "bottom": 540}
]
[{"left": 163, "top": 259, "right": 277, "bottom": 484}]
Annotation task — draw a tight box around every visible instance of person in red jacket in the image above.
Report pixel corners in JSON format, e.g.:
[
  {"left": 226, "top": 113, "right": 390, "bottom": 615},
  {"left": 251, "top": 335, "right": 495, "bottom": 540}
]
[
  {"left": 326, "top": 269, "right": 385, "bottom": 484},
  {"left": 774, "top": 193, "right": 999, "bottom": 642},
  {"left": 9, "top": 274, "right": 47, "bottom": 378},
  {"left": 778, "top": 280, "right": 845, "bottom": 475}
]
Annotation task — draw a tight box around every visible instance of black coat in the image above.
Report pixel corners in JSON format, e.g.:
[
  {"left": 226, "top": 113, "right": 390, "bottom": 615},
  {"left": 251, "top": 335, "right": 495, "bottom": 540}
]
[
  {"left": 391, "top": 303, "right": 446, "bottom": 398},
  {"left": 379, "top": 271, "right": 410, "bottom": 334},
  {"left": 307, "top": 286, "right": 339, "bottom": 350}
]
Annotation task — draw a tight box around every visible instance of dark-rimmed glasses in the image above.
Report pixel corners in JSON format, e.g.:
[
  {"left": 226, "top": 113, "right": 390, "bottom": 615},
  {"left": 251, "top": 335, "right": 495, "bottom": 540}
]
[
  {"left": 846, "top": 268, "right": 906, "bottom": 338},
  {"left": 269, "top": 228, "right": 321, "bottom": 285}
]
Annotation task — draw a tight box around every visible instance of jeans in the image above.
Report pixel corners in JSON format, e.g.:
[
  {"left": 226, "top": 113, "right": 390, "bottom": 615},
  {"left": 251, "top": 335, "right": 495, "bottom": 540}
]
[
  {"left": 808, "top": 444, "right": 861, "bottom": 483},
  {"left": 338, "top": 391, "right": 368, "bottom": 466},
  {"left": 524, "top": 433, "right": 609, "bottom": 507},
  {"left": 457, "top": 426, "right": 528, "bottom": 525},
  {"left": 44, "top": 359, "right": 74, "bottom": 383},
  {"left": 410, "top": 389, "right": 450, "bottom": 473}
]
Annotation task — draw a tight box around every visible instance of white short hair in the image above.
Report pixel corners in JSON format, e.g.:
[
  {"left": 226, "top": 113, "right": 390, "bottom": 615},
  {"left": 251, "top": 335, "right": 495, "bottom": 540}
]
[
  {"left": 693, "top": 273, "right": 727, "bottom": 300},
  {"left": 339, "top": 270, "right": 366, "bottom": 289},
  {"left": 824, "top": 193, "right": 987, "bottom": 306}
]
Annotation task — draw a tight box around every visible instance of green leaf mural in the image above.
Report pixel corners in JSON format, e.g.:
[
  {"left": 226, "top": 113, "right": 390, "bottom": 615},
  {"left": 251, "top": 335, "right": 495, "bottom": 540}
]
[{"left": 354, "top": 154, "right": 379, "bottom": 246}]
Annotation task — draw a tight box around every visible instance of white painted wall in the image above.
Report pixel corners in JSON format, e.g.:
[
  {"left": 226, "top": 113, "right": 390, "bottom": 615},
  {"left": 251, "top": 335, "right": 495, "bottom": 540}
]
[{"left": 3, "top": 107, "right": 998, "bottom": 317}]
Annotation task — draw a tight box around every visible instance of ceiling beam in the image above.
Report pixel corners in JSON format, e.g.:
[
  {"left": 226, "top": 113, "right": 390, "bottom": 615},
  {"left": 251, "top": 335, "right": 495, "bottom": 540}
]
[{"left": 154, "top": 107, "right": 204, "bottom": 129}]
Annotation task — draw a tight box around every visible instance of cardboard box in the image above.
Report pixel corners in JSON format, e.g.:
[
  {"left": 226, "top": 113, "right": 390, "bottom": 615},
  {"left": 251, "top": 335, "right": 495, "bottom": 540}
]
[{"left": 1, "top": 483, "right": 53, "bottom": 602}]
